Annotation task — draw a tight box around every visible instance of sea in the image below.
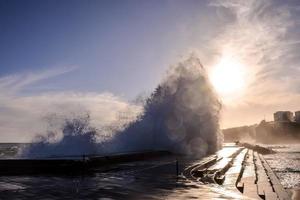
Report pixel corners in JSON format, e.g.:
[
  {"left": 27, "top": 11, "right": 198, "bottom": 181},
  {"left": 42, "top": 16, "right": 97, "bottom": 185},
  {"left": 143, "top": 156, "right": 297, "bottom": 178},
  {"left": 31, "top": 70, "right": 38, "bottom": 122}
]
[
  {"left": 263, "top": 144, "right": 300, "bottom": 199},
  {"left": 0, "top": 143, "right": 298, "bottom": 200}
]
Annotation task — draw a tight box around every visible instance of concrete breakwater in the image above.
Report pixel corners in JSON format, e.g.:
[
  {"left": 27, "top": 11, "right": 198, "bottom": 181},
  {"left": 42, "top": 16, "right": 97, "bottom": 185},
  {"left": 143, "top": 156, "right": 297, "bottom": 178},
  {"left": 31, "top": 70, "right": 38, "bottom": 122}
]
[
  {"left": 0, "top": 144, "right": 292, "bottom": 199},
  {"left": 0, "top": 151, "right": 171, "bottom": 175},
  {"left": 238, "top": 142, "right": 276, "bottom": 154}
]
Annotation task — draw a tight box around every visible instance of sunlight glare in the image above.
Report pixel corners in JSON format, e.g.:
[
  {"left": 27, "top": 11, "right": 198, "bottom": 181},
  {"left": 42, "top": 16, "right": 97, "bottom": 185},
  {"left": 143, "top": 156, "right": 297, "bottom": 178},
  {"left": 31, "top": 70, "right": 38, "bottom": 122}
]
[{"left": 210, "top": 55, "right": 246, "bottom": 98}]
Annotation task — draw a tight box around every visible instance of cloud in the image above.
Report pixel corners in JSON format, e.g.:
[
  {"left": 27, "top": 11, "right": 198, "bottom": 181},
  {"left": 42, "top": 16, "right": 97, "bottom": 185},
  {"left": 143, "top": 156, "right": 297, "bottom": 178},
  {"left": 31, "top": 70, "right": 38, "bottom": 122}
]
[
  {"left": 0, "top": 68, "right": 142, "bottom": 142},
  {"left": 209, "top": 0, "right": 300, "bottom": 127},
  {"left": 0, "top": 66, "right": 77, "bottom": 95}
]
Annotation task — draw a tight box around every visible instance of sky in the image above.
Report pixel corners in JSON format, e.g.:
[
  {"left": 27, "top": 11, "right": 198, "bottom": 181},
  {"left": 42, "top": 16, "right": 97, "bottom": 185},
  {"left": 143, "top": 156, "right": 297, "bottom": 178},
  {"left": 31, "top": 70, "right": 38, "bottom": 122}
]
[{"left": 0, "top": 0, "right": 300, "bottom": 142}]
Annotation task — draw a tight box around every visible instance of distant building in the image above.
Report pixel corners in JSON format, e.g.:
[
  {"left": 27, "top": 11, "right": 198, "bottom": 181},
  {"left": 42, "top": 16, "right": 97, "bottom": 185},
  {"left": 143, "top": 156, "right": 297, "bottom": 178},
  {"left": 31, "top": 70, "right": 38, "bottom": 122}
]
[
  {"left": 274, "top": 111, "right": 293, "bottom": 122},
  {"left": 295, "top": 111, "right": 300, "bottom": 123}
]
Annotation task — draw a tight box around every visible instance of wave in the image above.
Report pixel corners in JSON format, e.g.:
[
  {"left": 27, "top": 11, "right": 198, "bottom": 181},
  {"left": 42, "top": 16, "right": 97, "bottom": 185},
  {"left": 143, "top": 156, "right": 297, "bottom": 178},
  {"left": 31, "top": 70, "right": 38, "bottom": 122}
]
[{"left": 21, "top": 55, "right": 223, "bottom": 158}]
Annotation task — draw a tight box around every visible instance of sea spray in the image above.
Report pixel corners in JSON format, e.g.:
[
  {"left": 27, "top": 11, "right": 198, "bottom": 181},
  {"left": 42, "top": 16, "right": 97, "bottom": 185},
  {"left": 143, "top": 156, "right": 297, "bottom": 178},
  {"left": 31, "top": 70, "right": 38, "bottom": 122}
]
[
  {"left": 105, "top": 55, "right": 223, "bottom": 156},
  {"left": 21, "top": 114, "right": 99, "bottom": 157},
  {"left": 21, "top": 55, "right": 223, "bottom": 158}
]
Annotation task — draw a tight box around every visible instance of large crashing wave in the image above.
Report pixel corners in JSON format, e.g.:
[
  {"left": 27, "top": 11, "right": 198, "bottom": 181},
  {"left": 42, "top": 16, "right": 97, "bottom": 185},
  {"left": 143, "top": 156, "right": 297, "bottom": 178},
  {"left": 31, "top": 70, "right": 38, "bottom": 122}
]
[
  {"left": 22, "top": 55, "right": 223, "bottom": 158},
  {"left": 105, "top": 55, "right": 222, "bottom": 156}
]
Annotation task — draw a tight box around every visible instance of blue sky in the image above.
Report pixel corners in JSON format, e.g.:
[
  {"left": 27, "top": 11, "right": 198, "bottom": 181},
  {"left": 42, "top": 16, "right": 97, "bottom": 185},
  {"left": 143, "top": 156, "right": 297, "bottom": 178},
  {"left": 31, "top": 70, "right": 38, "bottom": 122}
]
[
  {"left": 0, "top": 0, "right": 300, "bottom": 141},
  {"left": 0, "top": 0, "right": 219, "bottom": 98}
]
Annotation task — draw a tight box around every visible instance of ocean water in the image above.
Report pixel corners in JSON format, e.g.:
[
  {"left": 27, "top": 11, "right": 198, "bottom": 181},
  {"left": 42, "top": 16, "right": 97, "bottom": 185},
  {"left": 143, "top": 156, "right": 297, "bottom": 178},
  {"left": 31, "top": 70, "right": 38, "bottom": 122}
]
[{"left": 263, "top": 144, "right": 300, "bottom": 199}]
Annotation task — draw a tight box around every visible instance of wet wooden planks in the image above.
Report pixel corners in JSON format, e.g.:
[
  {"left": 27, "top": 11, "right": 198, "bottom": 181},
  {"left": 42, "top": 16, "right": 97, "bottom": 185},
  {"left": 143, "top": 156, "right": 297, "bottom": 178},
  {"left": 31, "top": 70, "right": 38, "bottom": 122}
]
[{"left": 235, "top": 149, "right": 291, "bottom": 200}]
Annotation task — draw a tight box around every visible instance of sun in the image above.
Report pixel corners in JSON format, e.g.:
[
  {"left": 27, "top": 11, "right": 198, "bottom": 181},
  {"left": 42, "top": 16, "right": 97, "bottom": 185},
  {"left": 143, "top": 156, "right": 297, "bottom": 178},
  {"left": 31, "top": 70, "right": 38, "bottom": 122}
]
[{"left": 210, "top": 55, "right": 246, "bottom": 99}]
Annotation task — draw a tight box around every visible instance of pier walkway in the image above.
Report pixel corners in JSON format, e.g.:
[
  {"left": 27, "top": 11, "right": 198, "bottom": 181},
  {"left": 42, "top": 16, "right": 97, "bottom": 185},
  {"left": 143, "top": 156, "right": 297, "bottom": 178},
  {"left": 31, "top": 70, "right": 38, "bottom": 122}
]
[{"left": 183, "top": 144, "right": 291, "bottom": 200}]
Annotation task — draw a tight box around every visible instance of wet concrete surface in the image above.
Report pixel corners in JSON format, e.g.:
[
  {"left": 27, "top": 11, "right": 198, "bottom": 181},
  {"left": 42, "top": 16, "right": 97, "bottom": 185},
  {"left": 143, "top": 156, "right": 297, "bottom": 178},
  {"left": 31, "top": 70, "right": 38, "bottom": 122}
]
[
  {"left": 0, "top": 157, "right": 246, "bottom": 200},
  {"left": 0, "top": 144, "right": 293, "bottom": 200}
]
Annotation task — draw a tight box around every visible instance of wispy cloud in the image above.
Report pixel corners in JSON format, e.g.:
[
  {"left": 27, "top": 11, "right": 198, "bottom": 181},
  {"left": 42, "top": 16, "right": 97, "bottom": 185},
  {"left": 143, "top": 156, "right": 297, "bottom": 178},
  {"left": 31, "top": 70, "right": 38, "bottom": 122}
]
[
  {"left": 0, "top": 67, "right": 141, "bottom": 142},
  {"left": 0, "top": 66, "right": 77, "bottom": 95},
  {"left": 209, "top": 0, "right": 300, "bottom": 127}
]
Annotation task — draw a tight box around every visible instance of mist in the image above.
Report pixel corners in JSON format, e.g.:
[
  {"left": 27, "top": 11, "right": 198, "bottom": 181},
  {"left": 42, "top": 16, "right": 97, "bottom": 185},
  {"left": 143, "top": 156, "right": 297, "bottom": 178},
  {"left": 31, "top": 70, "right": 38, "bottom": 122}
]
[{"left": 21, "top": 55, "right": 223, "bottom": 158}]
